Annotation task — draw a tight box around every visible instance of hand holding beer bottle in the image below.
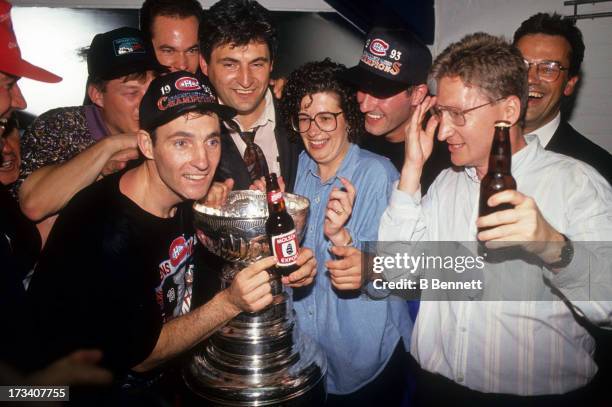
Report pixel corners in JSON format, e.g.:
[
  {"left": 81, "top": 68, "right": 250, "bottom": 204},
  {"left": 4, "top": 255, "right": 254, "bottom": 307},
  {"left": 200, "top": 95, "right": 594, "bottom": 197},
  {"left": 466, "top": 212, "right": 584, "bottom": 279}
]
[{"left": 476, "top": 123, "right": 566, "bottom": 265}]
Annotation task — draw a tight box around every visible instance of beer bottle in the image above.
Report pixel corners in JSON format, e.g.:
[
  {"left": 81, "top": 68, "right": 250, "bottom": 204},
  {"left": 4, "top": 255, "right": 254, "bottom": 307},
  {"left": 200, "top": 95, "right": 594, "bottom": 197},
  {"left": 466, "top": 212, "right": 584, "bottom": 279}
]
[
  {"left": 479, "top": 121, "right": 517, "bottom": 225},
  {"left": 266, "top": 173, "right": 299, "bottom": 276}
]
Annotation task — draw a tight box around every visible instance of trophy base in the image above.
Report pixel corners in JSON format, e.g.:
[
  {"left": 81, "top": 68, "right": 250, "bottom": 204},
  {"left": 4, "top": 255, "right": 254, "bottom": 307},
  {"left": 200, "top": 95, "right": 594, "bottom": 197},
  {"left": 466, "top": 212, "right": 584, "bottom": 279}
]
[{"left": 183, "top": 309, "right": 327, "bottom": 406}]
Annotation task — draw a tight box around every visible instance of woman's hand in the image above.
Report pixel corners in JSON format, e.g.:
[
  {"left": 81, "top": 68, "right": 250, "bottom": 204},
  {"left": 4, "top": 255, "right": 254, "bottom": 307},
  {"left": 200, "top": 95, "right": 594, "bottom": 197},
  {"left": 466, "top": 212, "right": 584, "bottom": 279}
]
[
  {"left": 326, "top": 246, "right": 363, "bottom": 290},
  {"left": 324, "top": 177, "right": 356, "bottom": 246}
]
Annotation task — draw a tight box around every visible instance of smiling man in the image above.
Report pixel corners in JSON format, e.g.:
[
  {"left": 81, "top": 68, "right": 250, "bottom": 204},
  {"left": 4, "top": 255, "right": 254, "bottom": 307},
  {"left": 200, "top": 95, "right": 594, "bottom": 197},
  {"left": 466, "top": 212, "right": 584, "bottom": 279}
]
[
  {"left": 199, "top": 0, "right": 301, "bottom": 191},
  {"left": 26, "top": 71, "right": 316, "bottom": 395},
  {"left": 140, "top": 0, "right": 203, "bottom": 73},
  {"left": 339, "top": 26, "right": 450, "bottom": 192},
  {"left": 379, "top": 33, "right": 612, "bottom": 405},
  {"left": 17, "top": 27, "right": 161, "bottom": 245},
  {"left": 513, "top": 13, "right": 611, "bottom": 184}
]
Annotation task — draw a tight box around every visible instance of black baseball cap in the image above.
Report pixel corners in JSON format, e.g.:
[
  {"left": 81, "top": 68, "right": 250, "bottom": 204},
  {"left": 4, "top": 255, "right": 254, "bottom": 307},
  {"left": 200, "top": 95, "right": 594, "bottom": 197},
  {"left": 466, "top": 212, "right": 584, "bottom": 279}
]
[
  {"left": 140, "top": 71, "right": 236, "bottom": 132},
  {"left": 338, "top": 26, "right": 432, "bottom": 98},
  {"left": 87, "top": 27, "right": 163, "bottom": 80}
]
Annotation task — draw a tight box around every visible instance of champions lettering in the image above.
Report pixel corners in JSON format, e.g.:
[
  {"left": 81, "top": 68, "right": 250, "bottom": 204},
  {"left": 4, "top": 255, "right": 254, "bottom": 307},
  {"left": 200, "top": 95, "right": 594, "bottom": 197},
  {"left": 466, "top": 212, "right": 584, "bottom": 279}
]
[
  {"left": 360, "top": 52, "right": 402, "bottom": 76},
  {"left": 157, "top": 93, "right": 209, "bottom": 111}
]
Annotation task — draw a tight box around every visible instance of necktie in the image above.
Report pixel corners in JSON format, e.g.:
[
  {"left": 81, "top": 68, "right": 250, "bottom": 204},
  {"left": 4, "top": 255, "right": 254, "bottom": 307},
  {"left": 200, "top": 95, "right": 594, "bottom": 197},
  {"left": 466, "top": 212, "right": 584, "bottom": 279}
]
[{"left": 238, "top": 126, "right": 270, "bottom": 182}]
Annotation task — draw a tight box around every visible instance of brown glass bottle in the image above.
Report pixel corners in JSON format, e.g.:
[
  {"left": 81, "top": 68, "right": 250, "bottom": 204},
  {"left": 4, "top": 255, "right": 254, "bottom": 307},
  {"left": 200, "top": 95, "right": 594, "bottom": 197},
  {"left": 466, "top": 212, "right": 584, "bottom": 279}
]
[
  {"left": 479, "top": 121, "right": 517, "bottom": 228},
  {"left": 266, "top": 173, "right": 299, "bottom": 276}
]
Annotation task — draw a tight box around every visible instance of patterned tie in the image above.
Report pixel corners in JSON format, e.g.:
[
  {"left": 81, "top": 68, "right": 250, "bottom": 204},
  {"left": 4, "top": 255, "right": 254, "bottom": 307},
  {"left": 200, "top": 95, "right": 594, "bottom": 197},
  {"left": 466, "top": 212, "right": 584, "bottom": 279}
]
[{"left": 238, "top": 126, "right": 270, "bottom": 182}]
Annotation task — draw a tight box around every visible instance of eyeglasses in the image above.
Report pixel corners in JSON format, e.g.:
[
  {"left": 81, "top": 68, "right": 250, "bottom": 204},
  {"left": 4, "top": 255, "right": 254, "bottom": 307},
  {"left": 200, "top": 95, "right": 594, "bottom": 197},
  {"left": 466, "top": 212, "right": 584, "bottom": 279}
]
[
  {"left": 431, "top": 98, "right": 505, "bottom": 127},
  {"left": 291, "top": 111, "right": 344, "bottom": 133},
  {"left": 523, "top": 59, "right": 568, "bottom": 82}
]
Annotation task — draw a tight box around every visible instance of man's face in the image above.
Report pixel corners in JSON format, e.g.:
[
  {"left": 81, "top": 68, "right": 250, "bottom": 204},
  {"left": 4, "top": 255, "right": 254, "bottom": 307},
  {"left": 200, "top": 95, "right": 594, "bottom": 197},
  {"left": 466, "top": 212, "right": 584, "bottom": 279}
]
[
  {"left": 515, "top": 34, "right": 578, "bottom": 133},
  {"left": 0, "top": 72, "right": 26, "bottom": 184},
  {"left": 436, "top": 76, "right": 506, "bottom": 173},
  {"left": 201, "top": 41, "right": 272, "bottom": 120},
  {"left": 151, "top": 15, "right": 200, "bottom": 73},
  {"left": 0, "top": 128, "right": 21, "bottom": 185},
  {"left": 356, "top": 89, "right": 414, "bottom": 142},
  {"left": 150, "top": 113, "right": 222, "bottom": 202},
  {"left": 94, "top": 71, "right": 155, "bottom": 134}
]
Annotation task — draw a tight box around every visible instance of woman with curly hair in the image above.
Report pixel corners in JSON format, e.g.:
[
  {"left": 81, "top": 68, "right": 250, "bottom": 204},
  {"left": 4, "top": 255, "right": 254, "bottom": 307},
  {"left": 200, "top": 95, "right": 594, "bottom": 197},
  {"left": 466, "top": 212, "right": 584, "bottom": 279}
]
[{"left": 280, "top": 58, "right": 413, "bottom": 406}]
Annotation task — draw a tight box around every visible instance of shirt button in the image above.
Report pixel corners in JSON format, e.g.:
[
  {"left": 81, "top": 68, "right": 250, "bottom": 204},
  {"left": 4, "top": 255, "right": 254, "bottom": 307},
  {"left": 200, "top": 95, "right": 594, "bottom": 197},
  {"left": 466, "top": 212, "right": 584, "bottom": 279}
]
[
  {"left": 457, "top": 376, "right": 464, "bottom": 383},
  {"left": 460, "top": 327, "right": 467, "bottom": 333}
]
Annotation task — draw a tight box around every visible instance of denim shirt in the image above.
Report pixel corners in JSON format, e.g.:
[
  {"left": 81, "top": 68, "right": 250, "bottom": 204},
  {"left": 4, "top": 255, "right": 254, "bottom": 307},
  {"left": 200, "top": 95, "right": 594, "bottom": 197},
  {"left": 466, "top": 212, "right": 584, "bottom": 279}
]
[{"left": 293, "top": 143, "right": 412, "bottom": 394}]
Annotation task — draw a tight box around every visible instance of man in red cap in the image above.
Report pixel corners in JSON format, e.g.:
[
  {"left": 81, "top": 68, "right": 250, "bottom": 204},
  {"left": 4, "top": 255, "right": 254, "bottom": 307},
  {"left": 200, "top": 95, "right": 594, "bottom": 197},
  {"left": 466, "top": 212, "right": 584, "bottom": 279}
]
[
  {"left": 0, "top": 0, "right": 112, "bottom": 388},
  {"left": 0, "top": 0, "right": 60, "bottom": 188},
  {"left": 0, "top": 0, "right": 60, "bottom": 291}
]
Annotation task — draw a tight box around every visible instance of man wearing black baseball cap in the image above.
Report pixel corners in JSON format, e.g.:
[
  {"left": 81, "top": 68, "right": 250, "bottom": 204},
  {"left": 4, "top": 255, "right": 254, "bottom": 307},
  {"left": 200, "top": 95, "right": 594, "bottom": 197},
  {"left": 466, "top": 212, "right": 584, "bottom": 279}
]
[
  {"left": 339, "top": 26, "right": 450, "bottom": 192},
  {"left": 26, "top": 71, "right": 316, "bottom": 395},
  {"left": 17, "top": 27, "right": 161, "bottom": 244}
]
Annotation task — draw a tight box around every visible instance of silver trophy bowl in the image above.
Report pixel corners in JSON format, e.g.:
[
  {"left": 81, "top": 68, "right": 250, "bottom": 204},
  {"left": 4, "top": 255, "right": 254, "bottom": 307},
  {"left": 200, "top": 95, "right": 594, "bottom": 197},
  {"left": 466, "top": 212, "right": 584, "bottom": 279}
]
[{"left": 186, "top": 190, "right": 327, "bottom": 406}]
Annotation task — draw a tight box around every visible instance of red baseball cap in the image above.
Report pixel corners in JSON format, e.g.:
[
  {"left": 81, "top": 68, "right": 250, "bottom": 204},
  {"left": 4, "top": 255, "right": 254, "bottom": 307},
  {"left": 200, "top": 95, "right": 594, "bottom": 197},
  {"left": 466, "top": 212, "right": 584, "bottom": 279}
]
[{"left": 0, "top": 0, "right": 61, "bottom": 82}]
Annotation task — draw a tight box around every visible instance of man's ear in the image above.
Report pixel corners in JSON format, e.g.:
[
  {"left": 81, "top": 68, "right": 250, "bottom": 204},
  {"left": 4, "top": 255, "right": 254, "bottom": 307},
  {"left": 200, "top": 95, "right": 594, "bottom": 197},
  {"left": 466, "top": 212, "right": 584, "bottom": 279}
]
[
  {"left": 410, "top": 84, "right": 429, "bottom": 105},
  {"left": 502, "top": 95, "right": 522, "bottom": 126},
  {"left": 563, "top": 75, "right": 579, "bottom": 97},
  {"left": 88, "top": 84, "right": 104, "bottom": 108},
  {"left": 199, "top": 54, "right": 208, "bottom": 76},
  {"left": 137, "top": 130, "right": 154, "bottom": 160}
]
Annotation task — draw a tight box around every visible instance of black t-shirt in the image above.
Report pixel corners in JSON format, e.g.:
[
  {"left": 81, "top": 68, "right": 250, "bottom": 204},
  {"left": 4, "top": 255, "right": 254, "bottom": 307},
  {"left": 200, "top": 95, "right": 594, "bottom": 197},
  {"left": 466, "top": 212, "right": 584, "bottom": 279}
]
[
  {"left": 361, "top": 134, "right": 451, "bottom": 193},
  {"left": 26, "top": 172, "right": 196, "bottom": 374},
  {"left": 0, "top": 183, "right": 41, "bottom": 367}
]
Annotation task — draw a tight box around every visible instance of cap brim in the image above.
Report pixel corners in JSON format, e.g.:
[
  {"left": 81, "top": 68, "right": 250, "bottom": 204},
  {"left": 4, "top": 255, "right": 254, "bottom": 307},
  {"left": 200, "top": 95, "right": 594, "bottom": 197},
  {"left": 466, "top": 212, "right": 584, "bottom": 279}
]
[
  {"left": 338, "top": 65, "right": 410, "bottom": 98},
  {"left": 0, "top": 59, "right": 61, "bottom": 83}
]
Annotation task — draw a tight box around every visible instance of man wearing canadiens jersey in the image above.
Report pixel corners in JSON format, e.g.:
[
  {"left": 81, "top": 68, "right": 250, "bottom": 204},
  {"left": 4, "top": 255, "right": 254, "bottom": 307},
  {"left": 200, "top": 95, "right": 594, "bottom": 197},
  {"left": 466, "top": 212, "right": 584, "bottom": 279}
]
[{"left": 26, "top": 71, "right": 317, "bottom": 394}]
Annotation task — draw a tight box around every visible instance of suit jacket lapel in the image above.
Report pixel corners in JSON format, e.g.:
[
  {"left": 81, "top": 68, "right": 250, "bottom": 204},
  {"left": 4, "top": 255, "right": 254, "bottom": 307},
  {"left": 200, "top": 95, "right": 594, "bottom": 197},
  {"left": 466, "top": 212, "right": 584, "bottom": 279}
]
[{"left": 216, "top": 124, "right": 252, "bottom": 189}]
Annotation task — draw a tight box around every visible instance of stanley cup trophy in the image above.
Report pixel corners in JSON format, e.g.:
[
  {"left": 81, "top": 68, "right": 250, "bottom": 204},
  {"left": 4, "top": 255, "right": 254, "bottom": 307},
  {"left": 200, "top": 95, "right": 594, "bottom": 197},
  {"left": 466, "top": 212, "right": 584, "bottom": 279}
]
[{"left": 186, "top": 190, "right": 327, "bottom": 406}]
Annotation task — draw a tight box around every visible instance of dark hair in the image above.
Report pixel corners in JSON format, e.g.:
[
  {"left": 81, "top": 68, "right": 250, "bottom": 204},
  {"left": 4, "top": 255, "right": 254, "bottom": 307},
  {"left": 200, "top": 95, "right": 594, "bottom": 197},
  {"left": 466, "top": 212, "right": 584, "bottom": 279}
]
[
  {"left": 280, "top": 58, "right": 364, "bottom": 144},
  {"left": 513, "top": 12, "right": 584, "bottom": 77},
  {"left": 198, "top": 0, "right": 277, "bottom": 62},
  {"left": 431, "top": 32, "right": 528, "bottom": 125},
  {"left": 140, "top": 0, "right": 203, "bottom": 41}
]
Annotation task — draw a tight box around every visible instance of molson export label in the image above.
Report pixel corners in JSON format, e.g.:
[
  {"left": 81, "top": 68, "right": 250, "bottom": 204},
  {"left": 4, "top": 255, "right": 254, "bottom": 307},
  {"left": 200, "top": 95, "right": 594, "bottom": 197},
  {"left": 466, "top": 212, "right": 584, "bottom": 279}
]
[{"left": 266, "top": 173, "right": 299, "bottom": 276}]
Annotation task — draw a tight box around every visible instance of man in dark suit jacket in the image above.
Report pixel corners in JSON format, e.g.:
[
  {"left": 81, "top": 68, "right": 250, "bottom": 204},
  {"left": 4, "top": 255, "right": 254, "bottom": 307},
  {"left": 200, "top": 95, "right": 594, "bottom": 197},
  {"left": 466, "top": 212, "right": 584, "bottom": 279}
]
[
  {"left": 514, "top": 12, "right": 611, "bottom": 185},
  {"left": 198, "top": 0, "right": 300, "bottom": 192},
  {"left": 514, "top": 13, "right": 612, "bottom": 403},
  {"left": 216, "top": 102, "right": 300, "bottom": 192}
]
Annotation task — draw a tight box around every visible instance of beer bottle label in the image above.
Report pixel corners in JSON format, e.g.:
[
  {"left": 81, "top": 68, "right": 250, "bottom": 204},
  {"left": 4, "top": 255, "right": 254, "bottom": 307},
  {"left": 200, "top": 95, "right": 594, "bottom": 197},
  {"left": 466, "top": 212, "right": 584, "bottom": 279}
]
[
  {"left": 268, "top": 190, "right": 283, "bottom": 204},
  {"left": 271, "top": 229, "right": 299, "bottom": 267}
]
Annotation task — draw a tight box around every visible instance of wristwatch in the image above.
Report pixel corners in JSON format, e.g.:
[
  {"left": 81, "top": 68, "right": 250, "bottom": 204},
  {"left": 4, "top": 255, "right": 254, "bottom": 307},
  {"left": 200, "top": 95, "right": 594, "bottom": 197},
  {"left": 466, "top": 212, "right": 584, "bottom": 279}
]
[{"left": 548, "top": 234, "right": 574, "bottom": 269}]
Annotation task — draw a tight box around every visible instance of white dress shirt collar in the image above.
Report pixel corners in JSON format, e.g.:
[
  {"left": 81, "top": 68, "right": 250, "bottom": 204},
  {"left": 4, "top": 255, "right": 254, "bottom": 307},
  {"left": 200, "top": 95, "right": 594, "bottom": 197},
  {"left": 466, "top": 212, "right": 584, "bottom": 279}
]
[{"left": 527, "top": 112, "right": 560, "bottom": 148}]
